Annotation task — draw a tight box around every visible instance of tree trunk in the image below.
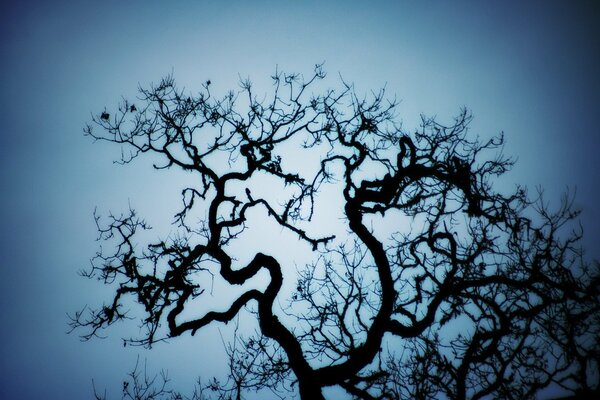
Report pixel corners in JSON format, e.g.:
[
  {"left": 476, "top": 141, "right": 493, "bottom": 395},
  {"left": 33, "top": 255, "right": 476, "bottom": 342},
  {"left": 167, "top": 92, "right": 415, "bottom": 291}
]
[{"left": 298, "top": 380, "right": 325, "bottom": 400}]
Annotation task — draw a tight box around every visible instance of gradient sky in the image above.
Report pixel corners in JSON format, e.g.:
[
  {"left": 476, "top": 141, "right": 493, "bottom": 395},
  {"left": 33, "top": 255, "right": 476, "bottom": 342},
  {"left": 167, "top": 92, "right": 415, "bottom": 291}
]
[{"left": 1, "top": 1, "right": 599, "bottom": 399}]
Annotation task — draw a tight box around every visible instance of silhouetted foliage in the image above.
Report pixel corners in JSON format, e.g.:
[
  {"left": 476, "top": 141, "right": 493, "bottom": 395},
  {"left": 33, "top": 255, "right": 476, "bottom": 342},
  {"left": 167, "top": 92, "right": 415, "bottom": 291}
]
[
  {"left": 92, "top": 356, "right": 207, "bottom": 400},
  {"left": 71, "top": 65, "right": 600, "bottom": 399}
]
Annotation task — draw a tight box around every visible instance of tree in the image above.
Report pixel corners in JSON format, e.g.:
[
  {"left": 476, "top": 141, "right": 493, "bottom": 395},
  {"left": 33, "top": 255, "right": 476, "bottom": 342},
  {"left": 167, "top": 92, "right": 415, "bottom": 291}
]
[{"left": 71, "top": 65, "right": 600, "bottom": 399}]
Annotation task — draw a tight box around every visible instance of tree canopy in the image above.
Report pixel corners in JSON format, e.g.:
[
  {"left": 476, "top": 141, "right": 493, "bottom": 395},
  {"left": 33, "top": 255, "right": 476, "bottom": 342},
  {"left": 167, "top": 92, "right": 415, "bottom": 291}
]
[{"left": 71, "top": 66, "right": 600, "bottom": 399}]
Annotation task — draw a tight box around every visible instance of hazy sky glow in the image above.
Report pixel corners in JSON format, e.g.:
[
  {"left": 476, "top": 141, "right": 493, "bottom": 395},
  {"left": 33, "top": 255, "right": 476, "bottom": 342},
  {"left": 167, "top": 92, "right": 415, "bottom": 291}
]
[{"left": 1, "top": 1, "right": 599, "bottom": 399}]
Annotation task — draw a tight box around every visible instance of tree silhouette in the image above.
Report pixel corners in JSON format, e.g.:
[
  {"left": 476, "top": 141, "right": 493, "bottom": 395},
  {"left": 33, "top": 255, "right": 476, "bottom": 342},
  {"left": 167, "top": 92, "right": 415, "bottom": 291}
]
[{"left": 71, "top": 66, "right": 600, "bottom": 399}]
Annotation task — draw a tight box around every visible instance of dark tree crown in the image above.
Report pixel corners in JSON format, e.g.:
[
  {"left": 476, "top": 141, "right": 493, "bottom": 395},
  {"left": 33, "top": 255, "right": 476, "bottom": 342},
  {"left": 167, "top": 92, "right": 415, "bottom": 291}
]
[{"left": 71, "top": 66, "right": 600, "bottom": 400}]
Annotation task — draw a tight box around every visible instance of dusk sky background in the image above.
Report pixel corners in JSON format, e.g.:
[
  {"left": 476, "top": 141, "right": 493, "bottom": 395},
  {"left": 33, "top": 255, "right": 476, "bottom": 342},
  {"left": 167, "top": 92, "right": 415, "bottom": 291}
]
[{"left": 1, "top": 1, "right": 600, "bottom": 399}]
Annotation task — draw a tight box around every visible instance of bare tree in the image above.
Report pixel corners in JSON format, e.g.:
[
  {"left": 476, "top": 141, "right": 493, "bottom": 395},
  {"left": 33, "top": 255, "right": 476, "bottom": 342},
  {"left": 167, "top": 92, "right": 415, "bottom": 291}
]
[
  {"left": 70, "top": 66, "right": 600, "bottom": 399},
  {"left": 92, "top": 356, "right": 208, "bottom": 400}
]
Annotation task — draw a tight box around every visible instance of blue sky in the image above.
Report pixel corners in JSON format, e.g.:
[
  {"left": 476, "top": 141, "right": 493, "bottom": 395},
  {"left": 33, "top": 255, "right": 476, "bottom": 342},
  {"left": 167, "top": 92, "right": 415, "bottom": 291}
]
[{"left": 1, "top": 1, "right": 599, "bottom": 398}]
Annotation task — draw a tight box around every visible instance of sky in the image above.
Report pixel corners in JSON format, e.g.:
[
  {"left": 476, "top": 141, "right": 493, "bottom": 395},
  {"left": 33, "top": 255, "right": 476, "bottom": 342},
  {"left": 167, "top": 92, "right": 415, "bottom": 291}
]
[{"left": 1, "top": 1, "right": 599, "bottom": 399}]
